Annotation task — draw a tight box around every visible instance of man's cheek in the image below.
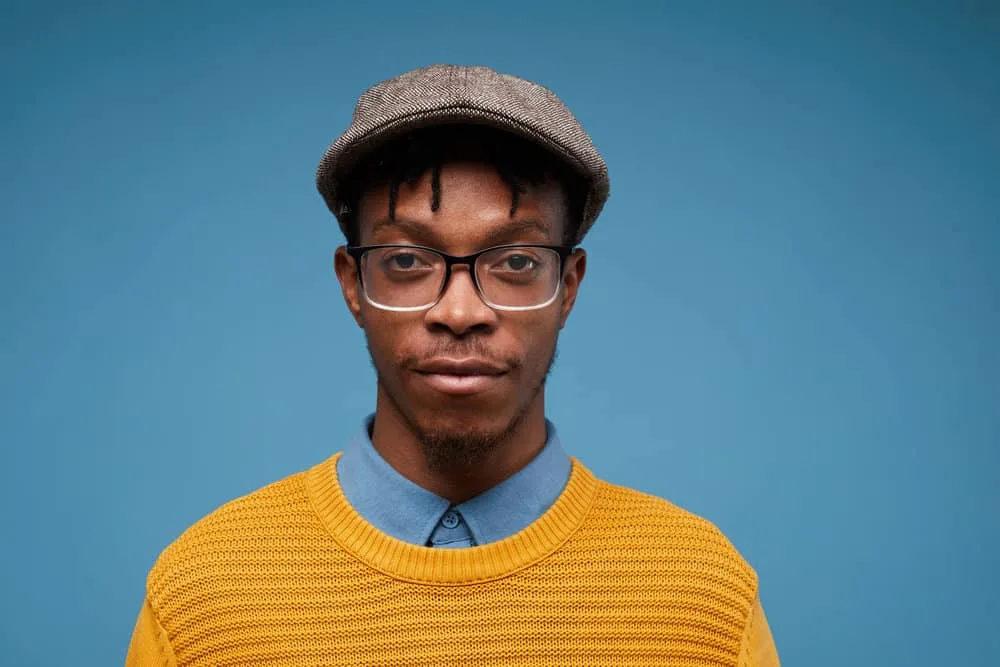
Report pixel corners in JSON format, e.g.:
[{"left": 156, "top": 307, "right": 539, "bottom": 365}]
[{"left": 364, "top": 331, "right": 396, "bottom": 372}]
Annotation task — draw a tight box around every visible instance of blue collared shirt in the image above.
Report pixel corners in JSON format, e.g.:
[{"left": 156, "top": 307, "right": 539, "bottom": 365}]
[{"left": 336, "top": 415, "right": 572, "bottom": 548}]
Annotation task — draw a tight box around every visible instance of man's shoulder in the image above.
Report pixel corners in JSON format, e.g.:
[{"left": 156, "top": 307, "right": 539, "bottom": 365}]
[{"left": 145, "top": 456, "right": 335, "bottom": 597}]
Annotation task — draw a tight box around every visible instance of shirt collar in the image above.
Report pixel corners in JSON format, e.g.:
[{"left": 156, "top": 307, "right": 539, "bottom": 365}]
[{"left": 336, "top": 414, "right": 572, "bottom": 546}]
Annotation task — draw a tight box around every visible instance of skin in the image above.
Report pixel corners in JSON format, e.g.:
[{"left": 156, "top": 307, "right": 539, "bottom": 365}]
[{"left": 333, "top": 160, "right": 587, "bottom": 503}]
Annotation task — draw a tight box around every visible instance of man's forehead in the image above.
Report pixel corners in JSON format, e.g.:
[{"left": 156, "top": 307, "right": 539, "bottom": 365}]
[{"left": 370, "top": 217, "right": 553, "bottom": 242}]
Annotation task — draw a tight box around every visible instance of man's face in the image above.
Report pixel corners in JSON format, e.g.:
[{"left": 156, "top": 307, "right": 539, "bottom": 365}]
[{"left": 334, "top": 160, "right": 586, "bottom": 469}]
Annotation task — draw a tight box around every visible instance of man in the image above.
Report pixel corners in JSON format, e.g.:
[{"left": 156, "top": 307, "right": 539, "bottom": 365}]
[{"left": 127, "top": 64, "right": 780, "bottom": 666}]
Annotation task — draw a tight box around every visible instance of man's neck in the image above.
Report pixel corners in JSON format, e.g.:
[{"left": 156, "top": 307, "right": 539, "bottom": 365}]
[{"left": 369, "top": 392, "right": 548, "bottom": 504}]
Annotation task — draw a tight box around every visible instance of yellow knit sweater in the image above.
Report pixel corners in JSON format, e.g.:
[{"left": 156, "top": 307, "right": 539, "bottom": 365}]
[{"left": 127, "top": 454, "right": 779, "bottom": 666}]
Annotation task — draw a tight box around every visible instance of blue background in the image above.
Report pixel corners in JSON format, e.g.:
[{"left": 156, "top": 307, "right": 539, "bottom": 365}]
[{"left": 2, "top": 1, "right": 997, "bottom": 665}]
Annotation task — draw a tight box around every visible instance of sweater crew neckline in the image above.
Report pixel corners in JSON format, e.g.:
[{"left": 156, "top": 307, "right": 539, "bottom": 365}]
[{"left": 305, "top": 452, "right": 599, "bottom": 585}]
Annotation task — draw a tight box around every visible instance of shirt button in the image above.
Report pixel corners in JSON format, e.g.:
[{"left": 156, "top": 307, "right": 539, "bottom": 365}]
[{"left": 441, "top": 511, "right": 460, "bottom": 529}]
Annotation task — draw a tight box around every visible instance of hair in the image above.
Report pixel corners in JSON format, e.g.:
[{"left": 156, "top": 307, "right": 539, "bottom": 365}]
[{"left": 337, "top": 124, "right": 586, "bottom": 246}]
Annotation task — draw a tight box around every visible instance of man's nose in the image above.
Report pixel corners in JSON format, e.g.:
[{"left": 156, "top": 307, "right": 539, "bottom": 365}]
[{"left": 424, "top": 266, "right": 497, "bottom": 336}]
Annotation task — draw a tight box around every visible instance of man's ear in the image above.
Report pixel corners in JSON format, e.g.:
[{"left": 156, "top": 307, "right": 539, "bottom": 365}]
[
  {"left": 334, "top": 247, "right": 364, "bottom": 328},
  {"left": 558, "top": 248, "right": 586, "bottom": 329}
]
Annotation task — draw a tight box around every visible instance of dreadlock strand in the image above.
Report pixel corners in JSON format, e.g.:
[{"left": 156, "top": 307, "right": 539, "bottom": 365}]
[
  {"left": 509, "top": 174, "right": 521, "bottom": 217},
  {"left": 430, "top": 164, "right": 442, "bottom": 212},
  {"left": 388, "top": 176, "right": 401, "bottom": 220},
  {"left": 485, "top": 147, "right": 519, "bottom": 218}
]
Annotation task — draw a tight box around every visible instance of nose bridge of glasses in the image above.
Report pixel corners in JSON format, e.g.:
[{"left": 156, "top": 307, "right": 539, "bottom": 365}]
[{"left": 438, "top": 258, "right": 487, "bottom": 305}]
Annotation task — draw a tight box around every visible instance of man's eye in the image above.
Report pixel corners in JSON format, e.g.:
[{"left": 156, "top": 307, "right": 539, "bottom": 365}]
[
  {"left": 501, "top": 255, "right": 536, "bottom": 271},
  {"left": 385, "top": 253, "right": 422, "bottom": 270}
]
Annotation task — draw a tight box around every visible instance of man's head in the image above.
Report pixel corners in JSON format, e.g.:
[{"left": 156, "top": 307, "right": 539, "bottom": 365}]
[{"left": 320, "top": 65, "right": 608, "bottom": 471}]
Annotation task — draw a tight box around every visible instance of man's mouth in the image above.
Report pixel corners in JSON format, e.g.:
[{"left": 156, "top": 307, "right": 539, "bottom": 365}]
[{"left": 412, "top": 358, "right": 507, "bottom": 396}]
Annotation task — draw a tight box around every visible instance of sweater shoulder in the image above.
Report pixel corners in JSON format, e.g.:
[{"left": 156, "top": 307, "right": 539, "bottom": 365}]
[
  {"left": 144, "top": 465, "right": 323, "bottom": 603},
  {"left": 587, "top": 477, "right": 759, "bottom": 593},
  {"left": 591, "top": 477, "right": 727, "bottom": 528}
]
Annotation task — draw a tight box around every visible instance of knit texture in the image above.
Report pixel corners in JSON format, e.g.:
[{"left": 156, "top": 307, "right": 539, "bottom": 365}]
[{"left": 129, "top": 454, "right": 774, "bottom": 666}]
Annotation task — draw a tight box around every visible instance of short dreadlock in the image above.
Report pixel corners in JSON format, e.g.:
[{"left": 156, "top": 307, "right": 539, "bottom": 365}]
[{"left": 337, "top": 125, "right": 586, "bottom": 246}]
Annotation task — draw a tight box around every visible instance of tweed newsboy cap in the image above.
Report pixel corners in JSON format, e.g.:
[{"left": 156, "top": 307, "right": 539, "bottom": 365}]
[{"left": 316, "top": 64, "right": 609, "bottom": 244}]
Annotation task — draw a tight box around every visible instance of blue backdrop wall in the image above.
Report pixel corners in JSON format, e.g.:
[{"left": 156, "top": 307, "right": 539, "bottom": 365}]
[{"left": 1, "top": 2, "right": 997, "bottom": 665}]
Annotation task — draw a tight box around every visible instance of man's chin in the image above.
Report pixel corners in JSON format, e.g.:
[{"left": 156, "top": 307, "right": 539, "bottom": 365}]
[
  {"left": 411, "top": 412, "right": 511, "bottom": 445},
  {"left": 408, "top": 411, "right": 521, "bottom": 471}
]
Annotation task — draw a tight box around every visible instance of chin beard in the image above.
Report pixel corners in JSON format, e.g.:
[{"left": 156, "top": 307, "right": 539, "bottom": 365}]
[
  {"left": 367, "top": 341, "right": 559, "bottom": 473},
  {"left": 414, "top": 415, "right": 526, "bottom": 473}
]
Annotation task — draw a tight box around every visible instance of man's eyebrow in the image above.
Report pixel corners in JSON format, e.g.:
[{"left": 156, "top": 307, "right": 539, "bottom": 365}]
[
  {"left": 479, "top": 219, "right": 553, "bottom": 247},
  {"left": 369, "top": 218, "right": 433, "bottom": 242}
]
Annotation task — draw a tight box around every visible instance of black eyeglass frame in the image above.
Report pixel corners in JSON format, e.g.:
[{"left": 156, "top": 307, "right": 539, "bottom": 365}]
[{"left": 345, "top": 243, "right": 576, "bottom": 312}]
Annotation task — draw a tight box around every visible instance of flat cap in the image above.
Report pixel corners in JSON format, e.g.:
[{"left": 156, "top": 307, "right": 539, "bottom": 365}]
[{"left": 316, "top": 64, "right": 609, "bottom": 244}]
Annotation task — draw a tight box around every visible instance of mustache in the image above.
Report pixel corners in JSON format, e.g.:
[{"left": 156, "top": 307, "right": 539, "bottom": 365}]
[{"left": 399, "top": 339, "right": 522, "bottom": 371}]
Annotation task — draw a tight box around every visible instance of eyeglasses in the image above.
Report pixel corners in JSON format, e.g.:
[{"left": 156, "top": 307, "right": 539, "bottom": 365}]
[{"left": 346, "top": 243, "right": 574, "bottom": 312}]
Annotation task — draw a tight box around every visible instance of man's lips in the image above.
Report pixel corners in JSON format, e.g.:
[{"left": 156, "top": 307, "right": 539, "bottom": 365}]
[
  {"left": 414, "top": 358, "right": 507, "bottom": 375},
  {"left": 412, "top": 358, "right": 507, "bottom": 395}
]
